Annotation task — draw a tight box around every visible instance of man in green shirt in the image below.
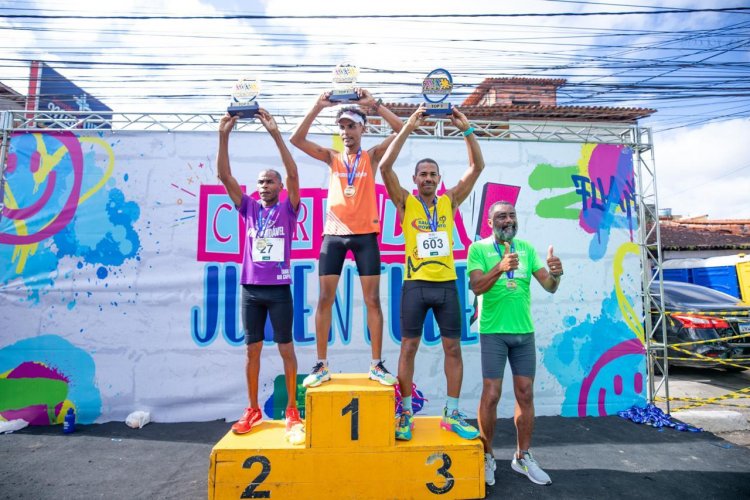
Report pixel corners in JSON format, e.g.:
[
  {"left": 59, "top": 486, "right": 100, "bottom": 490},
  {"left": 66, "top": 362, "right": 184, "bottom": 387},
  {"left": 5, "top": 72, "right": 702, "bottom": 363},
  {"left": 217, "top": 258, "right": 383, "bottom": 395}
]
[{"left": 467, "top": 201, "right": 563, "bottom": 487}]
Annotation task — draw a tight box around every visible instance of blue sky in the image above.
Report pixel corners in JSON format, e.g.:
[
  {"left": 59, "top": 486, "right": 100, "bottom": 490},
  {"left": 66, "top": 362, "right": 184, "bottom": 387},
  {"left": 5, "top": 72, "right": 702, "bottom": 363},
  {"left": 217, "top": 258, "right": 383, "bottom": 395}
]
[{"left": 2, "top": 0, "right": 749, "bottom": 219}]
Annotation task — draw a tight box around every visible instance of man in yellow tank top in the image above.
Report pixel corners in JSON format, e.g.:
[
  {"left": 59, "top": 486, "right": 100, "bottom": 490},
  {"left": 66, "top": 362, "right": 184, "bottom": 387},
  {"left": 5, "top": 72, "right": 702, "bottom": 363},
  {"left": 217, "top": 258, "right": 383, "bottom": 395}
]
[
  {"left": 290, "top": 88, "right": 404, "bottom": 388},
  {"left": 379, "top": 104, "right": 485, "bottom": 441}
]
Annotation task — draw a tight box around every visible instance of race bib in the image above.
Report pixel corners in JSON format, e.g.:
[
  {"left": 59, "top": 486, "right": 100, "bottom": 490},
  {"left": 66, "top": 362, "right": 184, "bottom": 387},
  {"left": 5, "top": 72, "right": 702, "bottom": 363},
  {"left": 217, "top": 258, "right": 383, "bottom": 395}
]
[
  {"left": 251, "top": 237, "right": 284, "bottom": 262},
  {"left": 416, "top": 231, "right": 450, "bottom": 258}
]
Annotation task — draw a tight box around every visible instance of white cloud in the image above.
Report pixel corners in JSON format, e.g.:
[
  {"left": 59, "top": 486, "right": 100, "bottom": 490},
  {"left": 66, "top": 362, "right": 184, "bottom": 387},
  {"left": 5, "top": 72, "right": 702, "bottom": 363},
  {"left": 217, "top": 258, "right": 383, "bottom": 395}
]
[{"left": 654, "top": 118, "right": 750, "bottom": 219}]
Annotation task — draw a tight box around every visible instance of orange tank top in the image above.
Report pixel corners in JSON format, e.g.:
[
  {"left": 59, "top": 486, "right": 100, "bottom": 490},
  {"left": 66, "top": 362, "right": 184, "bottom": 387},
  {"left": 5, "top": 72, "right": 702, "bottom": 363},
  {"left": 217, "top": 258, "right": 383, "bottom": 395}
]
[{"left": 324, "top": 149, "right": 380, "bottom": 235}]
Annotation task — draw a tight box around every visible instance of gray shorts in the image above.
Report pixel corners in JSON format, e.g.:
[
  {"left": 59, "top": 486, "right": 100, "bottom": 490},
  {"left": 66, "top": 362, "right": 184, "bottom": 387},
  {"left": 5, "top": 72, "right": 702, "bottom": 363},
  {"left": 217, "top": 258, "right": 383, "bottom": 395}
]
[{"left": 480, "top": 333, "right": 536, "bottom": 379}]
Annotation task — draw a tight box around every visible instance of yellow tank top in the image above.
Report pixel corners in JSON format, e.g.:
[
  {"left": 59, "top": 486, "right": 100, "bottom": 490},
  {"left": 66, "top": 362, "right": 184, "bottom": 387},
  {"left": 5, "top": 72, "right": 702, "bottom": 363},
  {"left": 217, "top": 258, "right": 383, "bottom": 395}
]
[
  {"left": 402, "top": 194, "right": 457, "bottom": 281},
  {"left": 324, "top": 150, "right": 380, "bottom": 235}
]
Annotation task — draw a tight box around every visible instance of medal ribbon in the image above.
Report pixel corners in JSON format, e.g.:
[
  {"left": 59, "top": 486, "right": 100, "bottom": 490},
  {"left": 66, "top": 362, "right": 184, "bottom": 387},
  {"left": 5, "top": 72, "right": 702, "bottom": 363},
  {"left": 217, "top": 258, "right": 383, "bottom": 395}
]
[
  {"left": 256, "top": 203, "right": 278, "bottom": 238},
  {"left": 342, "top": 148, "right": 362, "bottom": 188},
  {"left": 494, "top": 240, "right": 515, "bottom": 279},
  {"left": 418, "top": 196, "right": 439, "bottom": 232}
]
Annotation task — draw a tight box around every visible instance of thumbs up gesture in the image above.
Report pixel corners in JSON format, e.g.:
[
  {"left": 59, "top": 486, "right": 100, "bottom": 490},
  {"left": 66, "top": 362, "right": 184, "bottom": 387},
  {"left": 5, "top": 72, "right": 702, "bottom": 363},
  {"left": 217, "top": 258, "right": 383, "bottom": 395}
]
[
  {"left": 499, "top": 241, "right": 519, "bottom": 274},
  {"left": 547, "top": 245, "right": 563, "bottom": 277}
]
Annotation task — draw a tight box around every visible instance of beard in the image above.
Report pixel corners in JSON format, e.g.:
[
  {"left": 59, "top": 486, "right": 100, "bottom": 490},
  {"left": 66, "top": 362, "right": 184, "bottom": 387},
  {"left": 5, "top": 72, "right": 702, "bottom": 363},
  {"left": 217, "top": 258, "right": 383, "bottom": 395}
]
[{"left": 493, "top": 223, "right": 517, "bottom": 242}]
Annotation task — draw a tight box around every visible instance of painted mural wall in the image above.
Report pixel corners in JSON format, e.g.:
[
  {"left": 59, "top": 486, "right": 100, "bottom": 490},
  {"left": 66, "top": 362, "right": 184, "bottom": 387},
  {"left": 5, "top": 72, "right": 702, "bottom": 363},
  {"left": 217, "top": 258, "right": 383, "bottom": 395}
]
[{"left": 0, "top": 129, "right": 646, "bottom": 424}]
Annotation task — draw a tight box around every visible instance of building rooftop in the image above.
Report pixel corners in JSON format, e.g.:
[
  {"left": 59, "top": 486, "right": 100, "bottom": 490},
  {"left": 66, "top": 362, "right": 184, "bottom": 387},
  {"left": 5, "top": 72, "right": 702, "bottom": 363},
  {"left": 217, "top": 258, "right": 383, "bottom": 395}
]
[{"left": 383, "top": 76, "right": 655, "bottom": 124}]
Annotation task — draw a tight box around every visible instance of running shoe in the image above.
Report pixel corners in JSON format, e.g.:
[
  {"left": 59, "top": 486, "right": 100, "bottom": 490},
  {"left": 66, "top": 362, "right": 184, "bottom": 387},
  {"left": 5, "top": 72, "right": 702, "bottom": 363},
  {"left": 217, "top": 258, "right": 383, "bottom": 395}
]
[
  {"left": 440, "top": 407, "right": 479, "bottom": 440},
  {"left": 511, "top": 451, "right": 552, "bottom": 485},
  {"left": 395, "top": 410, "right": 414, "bottom": 441},
  {"left": 484, "top": 453, "right": 497, "bottom": 486},
  {"left": 231, "top": 406, "right": 262, "bottom": 434},
  {"left": 368, "top": 360, "right": 397, "bottom": 386},
  {"left": 284, "top": 407, "right": 305, "bottom": 445},
  {"left": 302, "top": 362, "right": 330, "bottom": 388}
]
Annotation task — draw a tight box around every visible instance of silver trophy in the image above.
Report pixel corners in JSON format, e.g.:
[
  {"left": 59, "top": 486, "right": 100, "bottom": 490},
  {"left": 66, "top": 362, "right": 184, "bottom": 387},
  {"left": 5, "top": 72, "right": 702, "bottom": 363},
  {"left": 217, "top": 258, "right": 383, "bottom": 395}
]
[
  {"left": 227, "top": 78, "right": 261, "bottom": 119},
  {"left": 329, "top": 63, "right": 360, "bottom": 103},
  {"left": 422, "top": 69, "right": 453, "bottom": 116}
]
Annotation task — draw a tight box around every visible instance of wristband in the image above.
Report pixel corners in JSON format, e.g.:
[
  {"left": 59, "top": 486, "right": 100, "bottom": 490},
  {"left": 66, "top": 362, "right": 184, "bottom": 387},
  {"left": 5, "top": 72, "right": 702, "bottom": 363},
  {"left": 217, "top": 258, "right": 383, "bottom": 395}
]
[{"left": 462, "top": 127, "right": 475, "bottom": 137}]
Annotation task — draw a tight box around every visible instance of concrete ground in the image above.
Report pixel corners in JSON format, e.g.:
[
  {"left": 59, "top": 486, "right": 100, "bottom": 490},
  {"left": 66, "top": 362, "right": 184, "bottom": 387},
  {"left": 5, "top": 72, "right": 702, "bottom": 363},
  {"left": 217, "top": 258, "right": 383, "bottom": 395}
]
[{"left": 2, "top": 415, "right": 749, "bottom": 499}]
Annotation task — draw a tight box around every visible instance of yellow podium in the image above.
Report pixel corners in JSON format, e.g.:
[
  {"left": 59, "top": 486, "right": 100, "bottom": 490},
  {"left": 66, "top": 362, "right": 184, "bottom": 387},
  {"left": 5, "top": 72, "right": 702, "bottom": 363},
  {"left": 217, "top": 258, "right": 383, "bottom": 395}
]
[{"left": 208, "top": 374, "right": 484, "bottom": 499}]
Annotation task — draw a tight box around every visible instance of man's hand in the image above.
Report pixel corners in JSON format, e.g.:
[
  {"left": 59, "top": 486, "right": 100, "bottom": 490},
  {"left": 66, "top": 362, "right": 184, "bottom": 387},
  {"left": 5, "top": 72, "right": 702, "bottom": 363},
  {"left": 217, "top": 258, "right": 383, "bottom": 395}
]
[
  {"left": 219, "top": 113, "right": 238, "bottom": 136},
  {"left": 547, "top": 245, "right": 563, "bottom": 277},
  {"left": 406, "top": 105, "right": 428, "bottom": 130},
  {"left": 356, "top": 88, "right": 376, "bottom": 109},
  {"left": 256, "top": 108, "right": 278, "bottom": 133},
  {"left": 315, "top": 91, "right": 335, "bottom": 109},
  {"left": 449, "top": 107, "right": 471, "bottom": 133},
  {"left": 497, "top": 241, "right": 519, "bottom": 274}
]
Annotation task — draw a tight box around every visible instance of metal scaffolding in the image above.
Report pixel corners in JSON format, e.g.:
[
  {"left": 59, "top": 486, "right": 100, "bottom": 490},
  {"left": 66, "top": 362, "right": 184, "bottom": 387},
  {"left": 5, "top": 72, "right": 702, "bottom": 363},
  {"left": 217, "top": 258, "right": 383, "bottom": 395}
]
[{"left": 0, "top": 109, "right": 668, "bottom": 407}]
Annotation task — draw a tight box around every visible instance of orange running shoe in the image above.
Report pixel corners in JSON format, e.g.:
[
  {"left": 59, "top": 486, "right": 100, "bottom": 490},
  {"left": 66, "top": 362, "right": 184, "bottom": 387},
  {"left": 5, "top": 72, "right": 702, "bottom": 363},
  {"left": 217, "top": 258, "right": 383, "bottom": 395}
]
[{"left": 231, "top": 407, "right": 262, "bottom": 434}]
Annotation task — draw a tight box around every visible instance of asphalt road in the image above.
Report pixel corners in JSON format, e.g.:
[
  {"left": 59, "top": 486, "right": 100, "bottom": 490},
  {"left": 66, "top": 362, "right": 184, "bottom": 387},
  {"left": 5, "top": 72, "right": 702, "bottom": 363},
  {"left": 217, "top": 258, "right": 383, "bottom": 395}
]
[
  {"left": 3, "top": 413, "right": 750, "bottom": 499},
  {"left": 657, "top": 365, "right": 750, "bottom": 448}
]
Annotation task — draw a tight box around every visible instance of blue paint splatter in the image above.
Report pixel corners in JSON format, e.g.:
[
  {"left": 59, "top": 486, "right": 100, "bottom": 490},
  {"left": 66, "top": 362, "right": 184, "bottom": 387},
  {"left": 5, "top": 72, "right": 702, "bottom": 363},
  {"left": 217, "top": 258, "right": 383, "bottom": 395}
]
[
  {"left": 543, "top": 291, "right": 646, "bottom": 416},
  {"left": 96, "top": 267, "right": 108, "bottom": 279}
]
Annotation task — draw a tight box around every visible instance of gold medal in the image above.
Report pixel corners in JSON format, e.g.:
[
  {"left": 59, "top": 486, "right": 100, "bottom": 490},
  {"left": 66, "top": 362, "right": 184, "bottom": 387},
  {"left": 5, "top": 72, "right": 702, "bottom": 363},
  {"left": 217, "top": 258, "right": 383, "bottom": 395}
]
[
  {"left": 344, "top": 185, "right": 356, "bottom": 197},
  {"left": 255, "top": 238, "right": 267, "bottom": 251},
  {"left": 506, "top": 279, "right": 517, "bottom": 290}
]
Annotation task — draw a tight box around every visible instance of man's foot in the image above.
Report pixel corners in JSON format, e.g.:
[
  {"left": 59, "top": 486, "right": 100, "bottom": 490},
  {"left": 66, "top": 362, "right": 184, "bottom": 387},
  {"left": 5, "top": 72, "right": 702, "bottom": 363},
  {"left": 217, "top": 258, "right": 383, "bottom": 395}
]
[
  {"left": 231, "top": 406, "right": 262, "bottom": 434},
  {"left": 368, "top": 360, "right": 397, "bottom": 386},
  {"left": 284, "top": 407, "right": 305, "bottom": 445},
  {"left": 302, "top": 362, "right": 330, "bottom": 388},
  {"left": 440, "top": 408, "right": 480, "bottom": 440},
  {"left": 511, "top": 451, "right": 552, "bottom": 485},
  {"left": 484, "top": 453, "right": 497, "bottom": 486},
  {"left": 395, "top": 410, "right": 414, "bottom": 441},
  {"left": 284, "top": 407, "right": 303, "bottom": 432}
]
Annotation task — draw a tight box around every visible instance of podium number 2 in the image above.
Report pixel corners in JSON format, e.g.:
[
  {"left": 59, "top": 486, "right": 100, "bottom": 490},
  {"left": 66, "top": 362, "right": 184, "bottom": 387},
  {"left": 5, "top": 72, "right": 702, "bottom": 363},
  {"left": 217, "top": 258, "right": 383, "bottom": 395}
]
[
  {"left": 241, "top": 455, "right": 271, "bottom": 498},
  {"left": 425, "top": 452, "right": 454, "bottom": 495},
  {"left": 341, "top": 397, "right": 359, "bottom": 440}
]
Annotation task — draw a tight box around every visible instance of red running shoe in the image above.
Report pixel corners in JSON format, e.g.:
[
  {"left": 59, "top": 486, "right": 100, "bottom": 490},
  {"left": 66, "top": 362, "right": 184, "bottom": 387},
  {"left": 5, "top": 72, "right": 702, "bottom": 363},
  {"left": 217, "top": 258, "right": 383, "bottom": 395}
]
[
  {"left": 284, "top": 407, "right": 303, "bottom": 432},
  {"left": 231, "top": 407, "right": 262, "bottom": 434}
]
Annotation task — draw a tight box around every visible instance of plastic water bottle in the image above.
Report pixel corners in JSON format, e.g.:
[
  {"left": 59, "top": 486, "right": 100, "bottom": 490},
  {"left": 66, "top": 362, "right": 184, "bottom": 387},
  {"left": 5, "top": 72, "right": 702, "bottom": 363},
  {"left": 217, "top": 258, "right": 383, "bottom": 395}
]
[{"left": 63, "top": 407, "right": 76, "bottom": 434}]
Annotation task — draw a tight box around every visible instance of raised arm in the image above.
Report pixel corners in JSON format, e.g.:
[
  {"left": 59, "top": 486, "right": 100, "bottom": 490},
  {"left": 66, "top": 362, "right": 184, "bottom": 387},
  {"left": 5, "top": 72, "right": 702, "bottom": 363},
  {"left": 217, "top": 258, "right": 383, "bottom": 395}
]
[
  {"left": 257, "top": 108, "right": 300, "bottom": 211},
  {"left": 378, "top": 105, "right": 426, "bottom": 219},
  {"left": 290, "top": 92, "right": 337, "bottom": 164},
  {"left": 216, "top": 113, "right": 243, "bottom": 208},
  {"left": 444, "top": 107, "right": 485, "bottom": 209},
  {"left": 357, "top": 89, "right": 405, "bottom": 164}
]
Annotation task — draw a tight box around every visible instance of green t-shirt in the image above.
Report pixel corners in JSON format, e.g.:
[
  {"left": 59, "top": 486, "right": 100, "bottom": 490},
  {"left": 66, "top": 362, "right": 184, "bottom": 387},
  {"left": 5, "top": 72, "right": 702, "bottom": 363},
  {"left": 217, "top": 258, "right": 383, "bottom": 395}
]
[{"left": 466, "top": 237, "right": 545, "bottom": 334}]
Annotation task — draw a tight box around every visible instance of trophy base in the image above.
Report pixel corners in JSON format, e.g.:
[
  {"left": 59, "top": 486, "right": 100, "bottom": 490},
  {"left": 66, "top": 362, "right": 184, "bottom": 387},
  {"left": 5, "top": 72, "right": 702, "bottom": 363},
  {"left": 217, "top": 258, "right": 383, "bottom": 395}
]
[
  {"left": 329, "top": 91, "right": 360, "bottom": 103},
  {"left": 227, "top": 103, "right": 260, "bottom": 119},
  {"left": 424, "top": 102, "right": 452, "bottom": 116}
]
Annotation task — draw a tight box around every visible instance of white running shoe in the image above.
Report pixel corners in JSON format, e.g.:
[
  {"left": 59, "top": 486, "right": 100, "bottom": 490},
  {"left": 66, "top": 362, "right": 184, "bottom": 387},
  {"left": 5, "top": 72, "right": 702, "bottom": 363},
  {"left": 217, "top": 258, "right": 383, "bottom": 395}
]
[
  {"left": 511, "top": 451, "right": 551, "bottom": 485},
  {"left": 484, "top": 453, "right": 496, "bottom": 486}
]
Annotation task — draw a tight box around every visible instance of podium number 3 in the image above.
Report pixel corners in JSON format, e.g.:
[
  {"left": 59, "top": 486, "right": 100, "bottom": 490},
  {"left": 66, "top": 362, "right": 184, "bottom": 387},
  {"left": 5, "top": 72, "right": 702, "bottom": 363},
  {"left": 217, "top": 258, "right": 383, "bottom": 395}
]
[
  {"left": 241, "top": 455, "right": 271, "bottom": 498},
  {"left": 341, "top": 397, "right": 359, "bottom": 440},
  {"left": 425, "top": 452, "right": 455, "bottom": 495}
]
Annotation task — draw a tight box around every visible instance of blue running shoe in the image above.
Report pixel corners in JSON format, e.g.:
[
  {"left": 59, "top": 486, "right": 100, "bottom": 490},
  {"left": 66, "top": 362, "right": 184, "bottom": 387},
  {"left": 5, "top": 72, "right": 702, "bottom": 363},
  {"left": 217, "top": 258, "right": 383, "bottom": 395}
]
[{"left": 440, "top": 407, "right": 479, "bottom": 440}]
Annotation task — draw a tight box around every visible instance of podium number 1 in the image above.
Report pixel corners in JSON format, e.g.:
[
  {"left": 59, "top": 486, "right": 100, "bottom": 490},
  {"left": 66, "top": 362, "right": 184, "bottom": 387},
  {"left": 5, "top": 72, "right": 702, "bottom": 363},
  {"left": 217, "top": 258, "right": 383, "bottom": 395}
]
[{"left": 341, "top": 397, "right": 359, "bottom": 441}]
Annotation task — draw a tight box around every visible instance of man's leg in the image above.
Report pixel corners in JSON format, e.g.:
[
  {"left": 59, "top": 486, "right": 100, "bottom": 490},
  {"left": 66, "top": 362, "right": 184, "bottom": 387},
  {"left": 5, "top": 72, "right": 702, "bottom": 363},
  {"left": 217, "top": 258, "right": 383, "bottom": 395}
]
[
  {"left": 246, "top": 342, "right": 263, "bottom": 407},
  {"left": 478, "top": 378, "right": 502, "bottom": 454},
  {"left": 397, "top": 336, "right": 422, "bottom": 398},
  {"left": 442, "top": 337, "right": 463, "bottom": 399},
  {"left": 314, "top": 274, "right": 340, "bottom": 361},
  {"left": 232, "top": 341, "right": 264, "bottom": 434},
  {"left": 513, "top": 375, "right": 535, "bottom": 454},
  {"left": 360, "top": 274, "right": 384, "bottom": 359},
  {"left": 277, "top": 342, "right": 298, "bottom": 409}
]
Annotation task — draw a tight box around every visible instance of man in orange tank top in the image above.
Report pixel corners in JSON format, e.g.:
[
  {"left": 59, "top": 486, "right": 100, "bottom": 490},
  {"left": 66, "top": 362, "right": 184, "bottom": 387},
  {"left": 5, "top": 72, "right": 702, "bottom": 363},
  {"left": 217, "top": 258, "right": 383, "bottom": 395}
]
[
  {"left": 379, "top": 104, "right": 485, "bottom": 442},
  {"left": 290, "top": 88, "right": 404, "bottom": 388}
]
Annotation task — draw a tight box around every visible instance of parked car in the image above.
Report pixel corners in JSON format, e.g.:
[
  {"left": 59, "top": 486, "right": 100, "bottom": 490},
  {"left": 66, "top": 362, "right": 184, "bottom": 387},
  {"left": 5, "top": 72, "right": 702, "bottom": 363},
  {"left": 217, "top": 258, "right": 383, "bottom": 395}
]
[{"left": 649, "top": 280, "right": 750, "bottom": 370}]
